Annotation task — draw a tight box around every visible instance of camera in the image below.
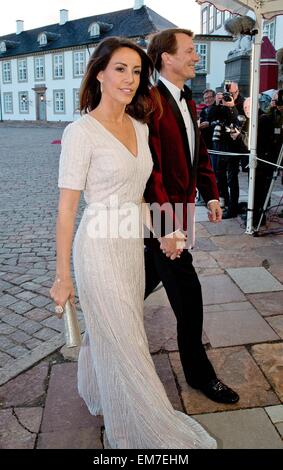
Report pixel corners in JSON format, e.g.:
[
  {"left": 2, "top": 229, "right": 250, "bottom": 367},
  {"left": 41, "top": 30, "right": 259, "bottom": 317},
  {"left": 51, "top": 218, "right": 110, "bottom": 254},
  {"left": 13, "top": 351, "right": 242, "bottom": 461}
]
[
  {"left": 222, "top": 83, "right": 233, "bottom": 103},
  {"left": 211, "top": 120, "right": 223, "bottom": 141},
  {"left": 275, "top": 89, "right": 283, "bottom": 106}
]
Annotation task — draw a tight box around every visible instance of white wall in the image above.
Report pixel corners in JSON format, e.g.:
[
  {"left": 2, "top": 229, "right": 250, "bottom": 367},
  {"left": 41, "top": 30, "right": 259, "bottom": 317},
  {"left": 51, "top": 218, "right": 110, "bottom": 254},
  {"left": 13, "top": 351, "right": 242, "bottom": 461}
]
[
  {"left": 274, "top": 15, "right": 283, "bottom": 51},
  {"left": 205, "top": 40, "right": 235, "bottom": 91},
  {"left": 0, "top": 47, "right": 94, "bottom": 122}
]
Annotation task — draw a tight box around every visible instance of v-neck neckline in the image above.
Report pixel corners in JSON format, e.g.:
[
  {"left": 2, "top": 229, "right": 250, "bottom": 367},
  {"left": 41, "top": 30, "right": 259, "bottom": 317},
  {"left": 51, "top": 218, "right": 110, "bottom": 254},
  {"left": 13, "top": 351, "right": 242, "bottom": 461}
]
[{"left": 85, "top": 113, "right": 139, "bottom": 159}]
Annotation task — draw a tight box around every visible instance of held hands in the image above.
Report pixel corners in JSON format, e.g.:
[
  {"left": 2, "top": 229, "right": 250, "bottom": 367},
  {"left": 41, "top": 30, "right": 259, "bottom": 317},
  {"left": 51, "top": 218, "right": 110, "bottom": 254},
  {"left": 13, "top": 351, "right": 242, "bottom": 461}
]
[
  {"left": 159, "top": 230, "right": 187, "bottom": 261},
  {"left": 199, "top": 121, "right": 210, "bottom": 129},
  {"left": 50, "top": 276, "right": 75, "bottom": 318},
  {"left": 207, "top": 201, "right": 222, "bottom": 223}
]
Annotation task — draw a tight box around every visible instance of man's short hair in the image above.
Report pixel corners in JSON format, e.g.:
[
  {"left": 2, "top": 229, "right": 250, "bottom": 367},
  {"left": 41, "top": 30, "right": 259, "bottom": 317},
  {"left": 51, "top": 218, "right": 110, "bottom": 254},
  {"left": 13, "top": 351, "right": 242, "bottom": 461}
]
[
  {"left": 203, "top": 89, "right": 216, "bottom": 97},
  {"left": 147, "top": 28, "right": 194, "bottom": 72}
]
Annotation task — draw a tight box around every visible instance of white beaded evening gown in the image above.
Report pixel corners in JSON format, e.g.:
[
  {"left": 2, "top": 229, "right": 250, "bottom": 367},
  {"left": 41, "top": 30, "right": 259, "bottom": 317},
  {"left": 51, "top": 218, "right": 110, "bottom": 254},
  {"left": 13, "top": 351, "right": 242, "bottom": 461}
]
[{"left": 58, "top": 113, "right": 217, "bottom": 449}]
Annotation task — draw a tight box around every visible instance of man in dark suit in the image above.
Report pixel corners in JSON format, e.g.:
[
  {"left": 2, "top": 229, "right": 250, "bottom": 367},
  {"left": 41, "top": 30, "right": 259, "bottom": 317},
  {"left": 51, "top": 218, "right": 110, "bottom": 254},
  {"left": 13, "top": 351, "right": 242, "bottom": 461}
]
[{"left": 144, "top": 28, "right": 239, "bottom": 404}]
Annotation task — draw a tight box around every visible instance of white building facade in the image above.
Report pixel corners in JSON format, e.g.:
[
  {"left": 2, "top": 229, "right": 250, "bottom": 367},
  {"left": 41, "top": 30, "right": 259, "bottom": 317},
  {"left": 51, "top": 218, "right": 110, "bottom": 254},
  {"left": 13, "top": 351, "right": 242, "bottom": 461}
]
[
  {"left": 0, "top": 1, "right": 176, "bottom": 122},
  {"left": 199, "top": 3, "right": 283, "bottom": 89}
]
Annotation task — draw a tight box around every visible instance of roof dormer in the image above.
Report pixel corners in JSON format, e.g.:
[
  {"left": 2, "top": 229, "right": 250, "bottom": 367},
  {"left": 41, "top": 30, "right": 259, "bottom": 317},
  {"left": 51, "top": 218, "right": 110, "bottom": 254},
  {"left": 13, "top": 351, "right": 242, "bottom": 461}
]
[
  {"left": 38, "top": 32, "right": 47, "bottom": 46},
  {"left": 37, "top": 31, "right": 61, "bottom": 47},
  {"left": 0, "top": 40, "right": 20, "bottom": 54},
  {"left": 88, "top": 21, "right": 113, "bottom": 38},
  {"left": 0, "top": 41, "right": 7, "bottom": 52}
]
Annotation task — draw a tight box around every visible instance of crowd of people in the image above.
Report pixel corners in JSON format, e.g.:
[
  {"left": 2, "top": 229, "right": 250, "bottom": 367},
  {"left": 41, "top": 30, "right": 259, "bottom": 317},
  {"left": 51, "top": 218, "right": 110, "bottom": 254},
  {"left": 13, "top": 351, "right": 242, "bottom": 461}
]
[{"left": 198, "top": 82, "right": 283, "bottom": 225}]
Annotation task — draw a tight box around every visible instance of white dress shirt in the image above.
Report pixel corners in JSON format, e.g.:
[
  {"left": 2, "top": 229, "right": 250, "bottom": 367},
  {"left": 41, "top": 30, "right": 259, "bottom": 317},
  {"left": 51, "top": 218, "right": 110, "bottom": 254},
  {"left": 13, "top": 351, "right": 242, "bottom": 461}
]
[{"left": 159, "top": 76, "right": 195, "bottom": 163}]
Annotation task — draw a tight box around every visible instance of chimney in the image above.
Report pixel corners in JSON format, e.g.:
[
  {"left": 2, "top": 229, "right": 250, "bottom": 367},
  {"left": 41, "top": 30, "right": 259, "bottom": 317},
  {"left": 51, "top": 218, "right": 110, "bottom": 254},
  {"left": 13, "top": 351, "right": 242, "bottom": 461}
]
[
  {"left": 16, "top": 20, "right": 24, "bottom": 35},
  {"left": 59, "top": 9, "right": 69, "bottom": 26},
  {"left": 133, "top": 0, "right": 144, "bottom": 10}
]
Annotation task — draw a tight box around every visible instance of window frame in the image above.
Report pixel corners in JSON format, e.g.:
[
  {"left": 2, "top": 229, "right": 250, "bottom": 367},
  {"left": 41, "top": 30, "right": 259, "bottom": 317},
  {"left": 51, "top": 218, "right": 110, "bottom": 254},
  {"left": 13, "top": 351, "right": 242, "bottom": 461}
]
[
  {"left": 18, "top": 91, "right": 29, "bottom": 114},
  {"left": 53, "top": 89, "right": 65, "bottom": 114},
  {"left": 34, "top": 56, "right": 45, "bottom": 81},
  {"left": 73, "top": 50, "right": 86, "bottom": 78},
  {"left": 17, "top": 58, "right": 28, "bottom": 82},
  {"left": 201, "top": 7, "right": 208, "bottom": 34},
  {"left": 3, "top": 92, "right": 13, "bottom": 113},
  {"left": 195, "top": 43, "right": 208, "bottom": 73},
  {"left": 53, "top": 53, "right": 64, "bottom": 80},
  {"left": 2, "top": 61, "right": 12, "bottom": 84}
]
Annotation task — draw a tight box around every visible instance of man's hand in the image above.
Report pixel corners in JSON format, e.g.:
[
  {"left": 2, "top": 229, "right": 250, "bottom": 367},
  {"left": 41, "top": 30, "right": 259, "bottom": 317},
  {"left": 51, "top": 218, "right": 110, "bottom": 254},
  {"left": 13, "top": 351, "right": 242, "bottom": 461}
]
[
  {"left": 207, "top": 200, "right": 222, "bottom": 223},
  {"left": 199, "top": 121, "right": 209, "bottom": 129},
  {"left": 159, "top": 230, "right": 187, "bottom": 260}
]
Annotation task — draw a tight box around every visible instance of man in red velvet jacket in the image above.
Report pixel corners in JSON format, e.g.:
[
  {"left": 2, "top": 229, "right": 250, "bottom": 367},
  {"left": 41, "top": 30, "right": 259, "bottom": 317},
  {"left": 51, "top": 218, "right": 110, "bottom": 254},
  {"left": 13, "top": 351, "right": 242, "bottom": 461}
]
[{"left": 144, "top": 28, "right": 239, "bottom": 404}]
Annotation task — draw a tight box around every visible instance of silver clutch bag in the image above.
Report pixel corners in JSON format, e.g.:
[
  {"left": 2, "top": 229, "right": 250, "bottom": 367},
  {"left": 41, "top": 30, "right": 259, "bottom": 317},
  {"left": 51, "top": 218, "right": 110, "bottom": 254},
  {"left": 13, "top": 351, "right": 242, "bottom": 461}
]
[{"left": 64, "top": 300, "right": 81, "bottom": 348}]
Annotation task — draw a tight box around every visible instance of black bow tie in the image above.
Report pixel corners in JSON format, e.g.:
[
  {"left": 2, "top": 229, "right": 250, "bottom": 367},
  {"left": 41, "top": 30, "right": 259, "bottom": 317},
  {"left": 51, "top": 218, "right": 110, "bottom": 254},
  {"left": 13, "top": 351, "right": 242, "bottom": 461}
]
[{"left": 180, "top": 86, "right": 191, "bottom": 101}]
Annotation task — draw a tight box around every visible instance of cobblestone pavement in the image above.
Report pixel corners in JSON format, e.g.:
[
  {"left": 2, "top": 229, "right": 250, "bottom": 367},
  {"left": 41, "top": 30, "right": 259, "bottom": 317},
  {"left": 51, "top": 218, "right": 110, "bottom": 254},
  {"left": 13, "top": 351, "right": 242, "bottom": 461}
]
[{"left": 0, "top": 125, "right": 85, "bottom": 384}]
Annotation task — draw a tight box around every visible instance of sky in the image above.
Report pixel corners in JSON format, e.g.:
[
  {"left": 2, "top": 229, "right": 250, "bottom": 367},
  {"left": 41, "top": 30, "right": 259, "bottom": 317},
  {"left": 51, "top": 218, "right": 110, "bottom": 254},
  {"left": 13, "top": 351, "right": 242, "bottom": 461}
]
[{"left": 0, "top": 0, "right": 201, "bottom": 36}]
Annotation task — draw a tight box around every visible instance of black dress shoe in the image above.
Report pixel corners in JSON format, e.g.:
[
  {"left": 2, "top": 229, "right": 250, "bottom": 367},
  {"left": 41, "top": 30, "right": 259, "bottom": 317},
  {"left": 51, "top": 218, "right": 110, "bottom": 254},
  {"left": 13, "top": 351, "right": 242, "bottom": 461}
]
[
  {"left": 194, "top": 379, "right": 239, "bottom": 404},
  {"left": 222, "top": 209, "right": 237, "bottom": 220}
]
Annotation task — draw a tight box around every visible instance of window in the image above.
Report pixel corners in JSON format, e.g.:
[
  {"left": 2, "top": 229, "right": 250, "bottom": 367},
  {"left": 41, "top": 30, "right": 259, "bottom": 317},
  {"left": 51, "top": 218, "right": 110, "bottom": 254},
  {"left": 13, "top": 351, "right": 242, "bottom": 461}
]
[
  {"left": 0, "top": 41, "right": 6, "bottom": 53},
  {"left": 73, "top": 51, "right": 85, "bottom": 77},
  {"left": 216, "top": 9, "right": 222, "bottom": 29},
  {"left": 54, "top": 90, "right": 65, "bottom": 113},
  {"left": 89, "top": 22, "right": 100, "bottom": 37},
  {"left": 18, "top": 58, "right": 28, "bottom": 82},
  {"left": 73, "top": 89, "right": 80, "bottom": 113},
  {"left": 34, "top": 56, "right": 45, "bottom": 80},
  {"left": 201, "top": 7, "right": 208, "bottom": 34},
  {"left": 263, "top": 20, "right": 276, "bottom": 45},
  {"left": 195, "top": 43, "right": 208, "bottom": 72},
  {"left": 38, "top": 33, "right": 47, "bottom": 46},
  {"left": 2, "top": 61, "right": 12, "bottom": 83},
  {"left": 224, "top": 11, "right": 232, "bottom": 22},
  {"left": 208, "top": 5, "right": 214, "bottom": 32},
  {"left": 19, "top": 92, "right": 29, "bottom": 113},
  {"left": 53, "top": 54, "right": 64, "bottom": 79},
  {"left": 3, "top": 93, "right": 13, "bottom": 113}
]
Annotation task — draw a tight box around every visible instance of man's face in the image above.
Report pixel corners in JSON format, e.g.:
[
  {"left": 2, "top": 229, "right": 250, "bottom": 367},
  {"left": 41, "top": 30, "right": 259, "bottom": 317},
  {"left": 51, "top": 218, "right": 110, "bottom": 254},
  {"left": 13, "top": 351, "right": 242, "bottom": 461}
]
[
  {"left": 203, "top": 92, "right": 215, "bottom": 106},
  {"left": 230, "top": 83, "right": 239, "bottom": 101},
  {"left": 164, "top": 33, "right": 199, "bottom": 81}
]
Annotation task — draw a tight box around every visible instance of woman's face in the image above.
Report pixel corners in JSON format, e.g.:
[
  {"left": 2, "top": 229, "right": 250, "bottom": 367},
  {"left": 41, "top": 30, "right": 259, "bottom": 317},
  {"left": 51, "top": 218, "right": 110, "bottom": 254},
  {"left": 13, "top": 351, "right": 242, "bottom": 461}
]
[{"left": 97, "top": 47, "right": 142, "bottom": 105}]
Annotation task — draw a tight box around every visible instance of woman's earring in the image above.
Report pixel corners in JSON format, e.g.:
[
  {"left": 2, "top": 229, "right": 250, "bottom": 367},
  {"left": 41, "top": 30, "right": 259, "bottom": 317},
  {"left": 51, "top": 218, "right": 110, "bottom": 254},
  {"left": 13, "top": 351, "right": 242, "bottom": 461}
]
[{"left": 100, "top": 81, "right": 104, "bottom": 94}]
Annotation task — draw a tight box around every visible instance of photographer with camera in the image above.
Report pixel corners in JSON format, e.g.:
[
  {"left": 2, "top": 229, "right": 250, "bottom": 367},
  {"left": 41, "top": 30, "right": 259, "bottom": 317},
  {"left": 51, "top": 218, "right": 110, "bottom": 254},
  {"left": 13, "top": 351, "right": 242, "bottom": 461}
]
[
  {"left": 253, "top": 89, "right": 283, "bottom": 226},
  {"left": 206, "top": 83, "right": 241, "bottom": 218}
]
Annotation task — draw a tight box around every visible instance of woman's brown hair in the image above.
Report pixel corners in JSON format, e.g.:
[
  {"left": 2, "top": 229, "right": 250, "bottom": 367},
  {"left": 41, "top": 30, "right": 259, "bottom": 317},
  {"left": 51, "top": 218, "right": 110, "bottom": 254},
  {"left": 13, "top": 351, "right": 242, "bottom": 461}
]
[{"left": 80, "top": 36, "right": 160, "bottom": 123}]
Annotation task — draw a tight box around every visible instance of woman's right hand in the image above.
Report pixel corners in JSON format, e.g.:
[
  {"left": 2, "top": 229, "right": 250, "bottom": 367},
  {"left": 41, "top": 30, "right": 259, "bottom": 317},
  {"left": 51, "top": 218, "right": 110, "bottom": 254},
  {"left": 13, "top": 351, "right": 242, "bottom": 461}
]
[{"left": 50, "top": 277, "right": 75, "bottom": 318}]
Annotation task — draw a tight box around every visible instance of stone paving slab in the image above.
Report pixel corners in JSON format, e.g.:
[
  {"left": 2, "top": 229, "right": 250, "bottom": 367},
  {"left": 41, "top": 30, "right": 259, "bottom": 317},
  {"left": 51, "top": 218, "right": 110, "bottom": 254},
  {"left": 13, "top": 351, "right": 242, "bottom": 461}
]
[
  {"left": 195, "top": 206, "right": 209, "bottom": 222},
  {"left": 0, "top": 362, "right": 49, "bottom": 407},
  {"left": 194, "top": 408, "right": 283, "bottom": 449},
  {"left": 0, "top": 407, "right": 43, "bottom": 449},
  {"left": 203, "top": 302, "right": 279, "bottom": 347},
  {"left": 170, "top": 346, "right": 279, "bottom": 415},
  {"left": 41, "top": 362, "right": 102, "bottom": 433},
  {"left": 200, "top": 274, "right": 246, "bottom": 305},
  {"left": 269, "top": 265, "right": 283, "bottom": 283},
  {"left": 152, "top": 353, "right": 183, "bottom": 412},
  {"left": 251, "top": 343, "right": 283, "bottom": 401},
  {"left": 266, "top": 315, "right": 283, "bottom": 339},
  {"left": 202, "top": 219, "right": 245, "bottom": 236},
  {"left": 265, "top": 405, "right": 283, "bottom": 424},
  {"left": 226, "top": 267, "right": 283, "bottom": 293},
  {"left": 247, "top": 291, "right": 283, "bottom": 316},
  {"left": 144, "top": 285, "right": 170, "bottom": 307},
  {"left": 37, "top": 427, "right": 103, "bottom": 449},
  {"left": 0, "top": 332, "right": 65, "bottom": 386},
  {"left": 211, "top": 251, "right": 264, "bottom": 268}
]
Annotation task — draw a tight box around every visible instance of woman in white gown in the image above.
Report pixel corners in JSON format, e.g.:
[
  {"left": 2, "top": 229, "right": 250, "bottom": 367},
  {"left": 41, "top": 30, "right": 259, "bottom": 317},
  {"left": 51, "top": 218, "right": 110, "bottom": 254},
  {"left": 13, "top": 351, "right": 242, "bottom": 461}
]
[{"left": 50, "top": 37, "right": 216, "bottom": 449}]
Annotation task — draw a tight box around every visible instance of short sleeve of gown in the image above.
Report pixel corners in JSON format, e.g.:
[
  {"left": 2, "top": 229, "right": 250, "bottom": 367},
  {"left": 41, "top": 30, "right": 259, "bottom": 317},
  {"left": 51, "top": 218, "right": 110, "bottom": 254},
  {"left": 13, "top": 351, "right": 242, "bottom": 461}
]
[{"left": 58, "top": 122, "right": 92, "bottom": 190}]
